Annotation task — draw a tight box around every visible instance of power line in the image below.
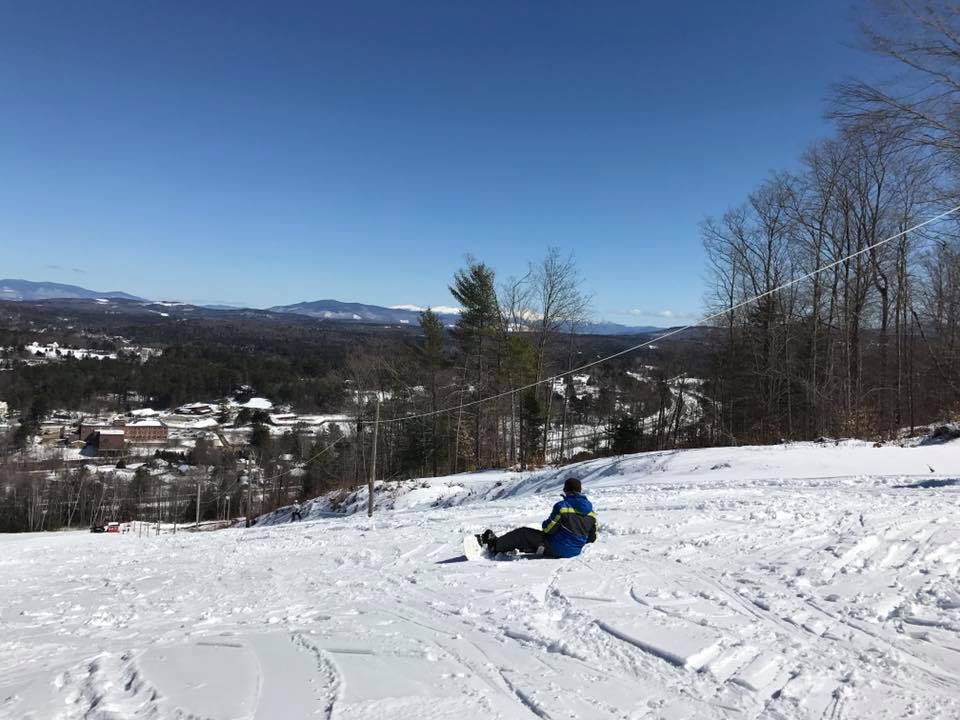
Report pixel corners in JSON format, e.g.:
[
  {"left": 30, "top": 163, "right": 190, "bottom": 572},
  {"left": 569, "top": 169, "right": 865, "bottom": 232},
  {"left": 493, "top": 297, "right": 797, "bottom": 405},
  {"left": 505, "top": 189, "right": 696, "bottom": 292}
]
[{"left": 360, "top": 203, "right": 960, "bottom": 427}]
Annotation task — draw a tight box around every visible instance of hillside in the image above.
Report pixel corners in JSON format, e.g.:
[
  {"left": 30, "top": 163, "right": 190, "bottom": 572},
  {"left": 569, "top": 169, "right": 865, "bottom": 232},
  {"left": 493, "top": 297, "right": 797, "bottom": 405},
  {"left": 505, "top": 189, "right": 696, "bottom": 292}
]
[
  {"left": 0, "top": 278, "right": 143, "bottom": 302},
  {"left": 2, "top": 439, "right": 959, "bottom": 719},
  {"left": 268, "top": 299, "right": 661, "bottom": 335}
]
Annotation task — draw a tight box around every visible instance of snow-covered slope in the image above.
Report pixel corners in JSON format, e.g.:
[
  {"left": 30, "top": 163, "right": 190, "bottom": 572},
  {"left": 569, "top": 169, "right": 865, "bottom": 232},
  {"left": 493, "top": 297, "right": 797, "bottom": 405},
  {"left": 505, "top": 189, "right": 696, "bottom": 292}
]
[{"left": 3, "top": 440, "right": 960, "bottom": 719}]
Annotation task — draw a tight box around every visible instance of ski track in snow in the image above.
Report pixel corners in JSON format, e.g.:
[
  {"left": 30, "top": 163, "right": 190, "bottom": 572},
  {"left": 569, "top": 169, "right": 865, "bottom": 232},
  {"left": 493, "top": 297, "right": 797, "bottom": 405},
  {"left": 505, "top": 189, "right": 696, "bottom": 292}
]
[{"left": 2, "top": 440, "right": 960, "bottom": 719}]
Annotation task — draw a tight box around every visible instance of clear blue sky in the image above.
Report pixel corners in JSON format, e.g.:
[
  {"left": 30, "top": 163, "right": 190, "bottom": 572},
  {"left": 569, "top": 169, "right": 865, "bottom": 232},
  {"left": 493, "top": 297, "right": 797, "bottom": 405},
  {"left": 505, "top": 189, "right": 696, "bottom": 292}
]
[{"left": 0, "top": 2, "right": 879, "bottom": 324}]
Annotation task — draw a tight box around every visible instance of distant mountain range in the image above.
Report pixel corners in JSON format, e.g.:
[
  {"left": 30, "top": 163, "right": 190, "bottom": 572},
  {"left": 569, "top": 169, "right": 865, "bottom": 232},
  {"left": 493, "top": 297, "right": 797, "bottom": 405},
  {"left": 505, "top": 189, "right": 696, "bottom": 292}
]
[
  {"left": 0, "top": 279, "right": 143, "bottom": 302},
  {"left": 265, "top": 300, "right": 659, "bottom": 334},
  {"left": 267, "top": 299, "right": 459, "bottom": 326},
  {"left": 0, "top": 279, "right": 662, "bottom": 335}
]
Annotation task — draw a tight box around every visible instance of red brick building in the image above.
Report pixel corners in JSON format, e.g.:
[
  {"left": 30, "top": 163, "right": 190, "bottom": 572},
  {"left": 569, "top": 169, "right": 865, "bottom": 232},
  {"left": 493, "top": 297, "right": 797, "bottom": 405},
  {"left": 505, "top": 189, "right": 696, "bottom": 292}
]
[
  {"left": 95, "top": 429, "right": 125, "bottom": 455},
  {"left": 125, "top": 419, "right": 168, "bottom": 442}
]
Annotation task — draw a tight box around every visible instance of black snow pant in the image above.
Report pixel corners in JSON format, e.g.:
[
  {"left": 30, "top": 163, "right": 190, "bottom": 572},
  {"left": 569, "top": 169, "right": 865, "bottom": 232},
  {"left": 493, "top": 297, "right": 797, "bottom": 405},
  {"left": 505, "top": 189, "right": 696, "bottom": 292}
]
[
  {"left": 493, "top": 527, "right": 557, "bottom": 557},
  {"left": 291, "top": 511, "right": 302, "bottom": 522}
]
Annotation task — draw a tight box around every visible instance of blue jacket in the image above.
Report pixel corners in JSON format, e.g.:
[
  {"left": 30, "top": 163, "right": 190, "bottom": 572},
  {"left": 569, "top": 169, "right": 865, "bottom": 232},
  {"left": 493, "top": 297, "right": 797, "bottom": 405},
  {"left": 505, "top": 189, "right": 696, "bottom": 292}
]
[{"left": 542, "top": 493, "right": 598, "bottom": 558}]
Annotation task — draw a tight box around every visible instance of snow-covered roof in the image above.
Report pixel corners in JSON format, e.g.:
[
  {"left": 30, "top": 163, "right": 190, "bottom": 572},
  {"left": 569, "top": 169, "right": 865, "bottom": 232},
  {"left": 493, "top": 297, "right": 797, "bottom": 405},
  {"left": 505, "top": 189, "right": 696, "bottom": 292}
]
[
  {"left": 130, "top": 408, "right": 158, "bottom": 417},
  {"left": 81, "top": 418, "right": 115, "bottom": 426},
  {"left": 189, "top": 418, "right": 218, "bottom": 429},
  {"left": 242, "top": 397, "right": 273, "bottom": 410}
]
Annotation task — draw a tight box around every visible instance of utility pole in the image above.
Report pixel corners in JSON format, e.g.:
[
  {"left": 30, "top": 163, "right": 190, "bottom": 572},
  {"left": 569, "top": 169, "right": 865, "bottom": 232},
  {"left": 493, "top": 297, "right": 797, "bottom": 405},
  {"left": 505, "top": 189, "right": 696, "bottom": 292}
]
[
  {"left": 243, "top": 473, "right": 251, "bottom": 528},
  {"left": 368, "top": 397, "right": 379, "bottom": 518},
  {"left": 255, "top": 468, "right": 263, "bottom": 518},
  {"left": 173, "top": 479, "right": 179, "bottom": 535}
]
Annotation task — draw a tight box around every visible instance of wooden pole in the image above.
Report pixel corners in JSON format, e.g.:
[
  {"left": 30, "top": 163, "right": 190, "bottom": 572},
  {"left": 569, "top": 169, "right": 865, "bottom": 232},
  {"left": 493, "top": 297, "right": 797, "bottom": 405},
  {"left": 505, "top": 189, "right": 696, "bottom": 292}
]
[
  {"left": 173, "top": 480, "right": 179, "bottom": 535},
  {"left": 368, "top": 397, "right": 379, "bottom": 518},
  {"left": 244, "top": 474, "right": 252, "bottom": 528}
]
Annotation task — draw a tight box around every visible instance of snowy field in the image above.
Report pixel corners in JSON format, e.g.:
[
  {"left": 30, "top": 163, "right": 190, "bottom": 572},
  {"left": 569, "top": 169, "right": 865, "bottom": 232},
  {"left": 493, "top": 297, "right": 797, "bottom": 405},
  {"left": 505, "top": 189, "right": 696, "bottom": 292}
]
[{"left": 2, "top": 440, "right": 960, "bottom": 719}]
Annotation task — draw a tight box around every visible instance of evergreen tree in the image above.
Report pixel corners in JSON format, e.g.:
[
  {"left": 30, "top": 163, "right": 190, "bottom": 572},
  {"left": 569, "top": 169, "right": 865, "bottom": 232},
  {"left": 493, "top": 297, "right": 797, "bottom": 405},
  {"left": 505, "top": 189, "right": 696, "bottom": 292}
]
[
  {"left": 501, "top": 334, "right": 537, "bottom": 467},
  {"left": 520, "top": 389, "right": 545, "bottom": 466},
  {"left": 449, "top": 260, "right": 499, "bottom": 468},
  {"left": 610, "top": 416, "right": 641, "bottom": 455}
]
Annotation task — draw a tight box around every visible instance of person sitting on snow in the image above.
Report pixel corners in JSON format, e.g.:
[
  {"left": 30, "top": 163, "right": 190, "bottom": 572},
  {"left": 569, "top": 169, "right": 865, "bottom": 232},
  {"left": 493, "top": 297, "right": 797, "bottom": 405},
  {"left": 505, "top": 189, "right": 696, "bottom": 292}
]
[{"left": 476, "top": 477, "right": 597, "bottom": 558}]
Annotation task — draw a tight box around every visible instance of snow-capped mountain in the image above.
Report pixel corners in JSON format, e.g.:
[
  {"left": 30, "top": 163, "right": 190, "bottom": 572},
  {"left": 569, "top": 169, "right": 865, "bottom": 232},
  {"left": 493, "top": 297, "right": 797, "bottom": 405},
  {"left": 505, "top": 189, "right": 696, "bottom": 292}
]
[
  {"left": 0, "top": 279, "right": 662, "bottom": 335},
  {"left": 269, "top": 299, "right": 661, "bottom": 334},
  {"left": 267, "top": 299, "right": 460, "bottom": 326},
  {"left": 0, "top": 279, "right": 143, "bottom": 302}
]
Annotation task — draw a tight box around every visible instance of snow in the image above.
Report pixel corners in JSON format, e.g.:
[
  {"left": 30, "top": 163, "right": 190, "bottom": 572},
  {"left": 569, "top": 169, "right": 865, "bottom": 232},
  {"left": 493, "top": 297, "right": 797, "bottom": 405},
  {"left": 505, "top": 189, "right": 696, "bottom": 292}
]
[
  {"left": 164, "top": 416, "right": 219, "bottom": 430},
  {"left": 174, "top": 402, "right": 216, "bottom": 413},
  {"left": 242, "top": 397, "right": 274, "bottom": 410},
  {"left": 390, "top": 304, "right": 462, "bottom": 315},
  {"left": 551, "top": 373, "right": 598, "bottom": 401},
  {"left": 129, "top": 408, "right": 158, "bottom": 417},
  {"left": 269, "top": 413, "right": 351, "bottom": 429},
  {"left": 3, "top": 440, "right": 960, "bottom": 719},
  {"left": 22, "top": 341, "right": 116, "bottom": 362}
]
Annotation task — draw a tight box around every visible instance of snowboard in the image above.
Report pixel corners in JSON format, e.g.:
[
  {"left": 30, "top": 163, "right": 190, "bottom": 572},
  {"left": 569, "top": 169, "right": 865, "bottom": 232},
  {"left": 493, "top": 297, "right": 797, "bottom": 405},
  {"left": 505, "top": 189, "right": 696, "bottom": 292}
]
[{"left": 463, "top": 534, "right": 487, "bottom": 560}]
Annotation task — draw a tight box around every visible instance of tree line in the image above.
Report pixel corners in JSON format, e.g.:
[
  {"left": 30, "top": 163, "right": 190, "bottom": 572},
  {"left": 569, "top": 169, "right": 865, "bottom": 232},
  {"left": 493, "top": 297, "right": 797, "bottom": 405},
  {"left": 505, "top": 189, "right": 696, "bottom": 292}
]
[{"left": 699, "top": 0, "right": 960, "bottom": 443}]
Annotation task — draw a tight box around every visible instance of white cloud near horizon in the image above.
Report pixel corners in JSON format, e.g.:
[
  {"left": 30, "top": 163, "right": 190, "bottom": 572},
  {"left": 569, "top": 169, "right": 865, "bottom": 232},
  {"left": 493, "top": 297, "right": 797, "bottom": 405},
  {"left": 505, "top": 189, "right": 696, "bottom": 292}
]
[{"left": 390, "top": 304, "right": 462, "bottom": 314}]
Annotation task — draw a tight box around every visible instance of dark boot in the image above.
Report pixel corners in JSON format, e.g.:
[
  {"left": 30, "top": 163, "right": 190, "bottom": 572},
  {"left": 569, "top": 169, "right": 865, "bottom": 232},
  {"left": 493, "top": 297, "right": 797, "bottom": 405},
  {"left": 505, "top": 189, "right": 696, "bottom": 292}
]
[{"left": 479, "top": 529, "right": 497, "bottom": 549}]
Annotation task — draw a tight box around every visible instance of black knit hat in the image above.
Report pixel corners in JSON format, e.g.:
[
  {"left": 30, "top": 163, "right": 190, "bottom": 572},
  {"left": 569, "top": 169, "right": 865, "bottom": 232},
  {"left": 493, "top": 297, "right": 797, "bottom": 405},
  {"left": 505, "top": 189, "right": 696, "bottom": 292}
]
[{"left": 562, "top": 477, "right": 582, "bottom": 494}]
